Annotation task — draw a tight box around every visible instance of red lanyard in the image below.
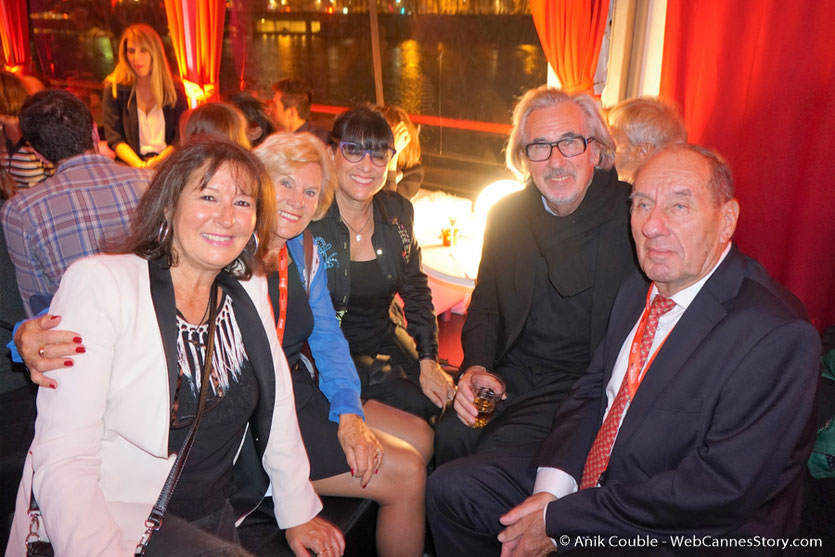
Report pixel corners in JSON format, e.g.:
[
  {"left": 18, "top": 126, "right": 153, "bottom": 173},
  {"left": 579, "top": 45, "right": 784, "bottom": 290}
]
[
  {"left": 625, "top": 288, "right": 673, "bottom": 400},
  {"left": 270, "top": 246, "right": 289, "bottom": 344}
]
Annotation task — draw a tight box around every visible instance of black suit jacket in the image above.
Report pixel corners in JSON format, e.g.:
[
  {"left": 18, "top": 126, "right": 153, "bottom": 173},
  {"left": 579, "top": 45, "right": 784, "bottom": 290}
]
[
  {"left": 460, "top": 168, "right": 638, "bottom": 374},
  {"left": 102, "top": 82, "right": 188, "bottom": 157},
  {"left": 534, "top": 246, "right": 820, "bottom": 549}
]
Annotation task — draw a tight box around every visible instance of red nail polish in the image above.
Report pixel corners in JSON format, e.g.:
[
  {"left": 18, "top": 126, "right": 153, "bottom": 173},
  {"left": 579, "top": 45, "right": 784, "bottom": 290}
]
[
  {"left": 350, "top": 468, "right": 354, "bottom": 476},
  {"left": 76, "top": 346, "right": 86, "bottom": 354},
  {"left": 63, "top": 360, "right": 73, "bottom": 367},
  {"left": 73, "top": 337, "right": 82, "bottom": 344},
  {"left": 375, "top": 468, "right": 379, "bottom": 475},
  {"left": 50, "top": 315, "right": 59, "bottom": 321},
  {"left": 49, "top": 384, "right": 56, "bottom": 389}
]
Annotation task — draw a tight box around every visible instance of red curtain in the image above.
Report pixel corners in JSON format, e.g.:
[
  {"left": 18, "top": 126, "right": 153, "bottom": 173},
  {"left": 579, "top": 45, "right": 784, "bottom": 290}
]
[
  {"left": 530, "top": 0, "right": 609, "bottom": 93},
  {"left": 164, "top": 0, "right": 226, "bottom": 107},
  {"left": 660, "top": 0, "right": 835, "bottom": 331},
  {"left": 0, "top": 0, "right": 30, "bottom": 72}
]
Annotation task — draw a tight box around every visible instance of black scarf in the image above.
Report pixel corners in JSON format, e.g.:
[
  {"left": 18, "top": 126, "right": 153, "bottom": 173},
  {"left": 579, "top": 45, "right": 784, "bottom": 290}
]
[{"left": 525, "top": 168, "right": 623, "bottom": 297}]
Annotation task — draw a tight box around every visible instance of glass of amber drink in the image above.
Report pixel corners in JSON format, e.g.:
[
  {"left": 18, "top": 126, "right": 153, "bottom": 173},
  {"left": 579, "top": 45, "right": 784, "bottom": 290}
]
[{"left": 472, "top": 385, "right": 499, "bottom": 428}]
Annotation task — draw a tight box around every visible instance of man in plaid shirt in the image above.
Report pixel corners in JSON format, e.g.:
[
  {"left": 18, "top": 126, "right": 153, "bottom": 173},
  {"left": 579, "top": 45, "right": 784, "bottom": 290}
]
[{"left": 1, "top": 90, "right": 149, "bottom": 317}]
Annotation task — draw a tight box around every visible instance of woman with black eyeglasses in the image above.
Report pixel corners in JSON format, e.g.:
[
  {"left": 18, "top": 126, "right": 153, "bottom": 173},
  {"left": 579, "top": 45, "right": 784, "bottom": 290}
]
[{"left": 308, "top": 106, "right": 455, "bottom": 423}]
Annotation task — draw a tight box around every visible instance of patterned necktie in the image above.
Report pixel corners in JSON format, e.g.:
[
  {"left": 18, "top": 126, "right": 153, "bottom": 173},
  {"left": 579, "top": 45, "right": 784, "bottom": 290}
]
[{"left": 579, "top": 294, "right": 677, "bottom": 489}]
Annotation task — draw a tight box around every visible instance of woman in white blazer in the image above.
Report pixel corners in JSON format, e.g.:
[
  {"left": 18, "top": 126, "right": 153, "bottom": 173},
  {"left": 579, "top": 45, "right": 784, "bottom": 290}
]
[{"left": 6, "top": 137, "right": 343, "bottom": 557}]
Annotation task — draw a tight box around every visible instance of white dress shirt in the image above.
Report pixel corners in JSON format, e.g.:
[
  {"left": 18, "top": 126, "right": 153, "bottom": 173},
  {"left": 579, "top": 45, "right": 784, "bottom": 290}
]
[
  {"left": 534, "top": 245, "right": 732, "bottom": 501},
  {"left": 138, "top": 104, "right": 166, "bottom": 156}
]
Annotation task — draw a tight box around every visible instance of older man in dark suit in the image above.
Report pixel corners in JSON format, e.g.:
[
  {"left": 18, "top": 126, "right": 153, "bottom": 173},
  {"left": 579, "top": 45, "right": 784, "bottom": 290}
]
[{"left": 427, "top": 144, "right": 820, "bottom": 556}]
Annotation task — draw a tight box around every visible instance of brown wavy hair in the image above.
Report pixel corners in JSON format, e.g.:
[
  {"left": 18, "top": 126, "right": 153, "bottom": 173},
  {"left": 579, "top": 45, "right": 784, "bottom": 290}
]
[{"left": 122, "top": 136, "right": 275, "bottom": 279}]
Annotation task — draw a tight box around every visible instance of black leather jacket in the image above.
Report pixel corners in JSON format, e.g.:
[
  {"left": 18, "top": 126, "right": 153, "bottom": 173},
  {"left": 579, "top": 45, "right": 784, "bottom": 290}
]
[{"left": 308, "top": 190, "right": 439, "bottom": 360}]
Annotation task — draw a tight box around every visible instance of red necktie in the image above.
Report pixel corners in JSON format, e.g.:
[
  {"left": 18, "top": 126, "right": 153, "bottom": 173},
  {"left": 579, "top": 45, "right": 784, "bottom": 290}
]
[{"left": 579, "top": 294, "right": 677, "bottom": 489}]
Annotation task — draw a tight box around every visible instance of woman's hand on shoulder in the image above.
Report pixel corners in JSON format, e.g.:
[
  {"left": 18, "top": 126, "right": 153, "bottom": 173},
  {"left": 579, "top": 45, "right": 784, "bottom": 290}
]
[
  {"left": 286, "top": 516, "right": 345, "bottom": 557},
  {"left": 419, "top": 358, "right": 456, "bottom": 408},
  {"left": 15, "top": 314, "right": 84, "bottom": 389},
  {"left": 336, "top": 413, "right": 383, "bottom": 488}
]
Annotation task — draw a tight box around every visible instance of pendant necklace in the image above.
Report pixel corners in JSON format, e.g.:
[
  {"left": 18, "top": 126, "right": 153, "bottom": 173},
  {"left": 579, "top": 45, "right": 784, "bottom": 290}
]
[{"left": 343, "top": 210, "right": 373, "bottom": 242}]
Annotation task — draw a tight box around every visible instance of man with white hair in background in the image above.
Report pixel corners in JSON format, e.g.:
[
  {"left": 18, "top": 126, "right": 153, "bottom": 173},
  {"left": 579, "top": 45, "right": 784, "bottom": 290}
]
[{"left": 607, "top": 96, "right": 687, "bottom": 183}]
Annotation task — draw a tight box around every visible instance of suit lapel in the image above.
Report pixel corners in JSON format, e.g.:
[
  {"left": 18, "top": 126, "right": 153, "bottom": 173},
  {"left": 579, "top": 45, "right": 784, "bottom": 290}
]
[
  {"left": 148, "top": 259, "right": 179, "bottom": 409},
  {"left": 612, "top": 247, "right": 746, "bottom": 451}
]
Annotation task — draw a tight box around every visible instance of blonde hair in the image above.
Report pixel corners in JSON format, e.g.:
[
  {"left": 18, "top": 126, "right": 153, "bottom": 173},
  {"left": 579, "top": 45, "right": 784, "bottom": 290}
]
[
  {"left": 380, "top": 105, "right": 421, "bottom": 169},
  {"left": 253, "top": 132, "right": 336, "bottom": 221},
  {"left": 183, "top": 102, "right": 250, "bottom": 149},
  {"left": 506, "top": 85, "right": 615, "bottom": 181},
  {"left": 0, "top": 71, "right": 28, "bottom": 117},
  {"left": 105, "top": 24, "right": 178, "bottom": 109}
]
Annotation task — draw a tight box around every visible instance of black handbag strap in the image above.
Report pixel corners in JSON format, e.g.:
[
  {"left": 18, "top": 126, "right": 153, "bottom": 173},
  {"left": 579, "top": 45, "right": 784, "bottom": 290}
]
[{"left": 136, "top": 279, "right": 220, "bottom": 554}]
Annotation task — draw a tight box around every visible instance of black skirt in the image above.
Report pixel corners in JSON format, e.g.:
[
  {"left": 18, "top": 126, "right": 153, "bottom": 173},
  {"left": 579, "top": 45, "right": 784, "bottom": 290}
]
[{"left": 291, "top": 360, "right": 351, "bottom": 481}]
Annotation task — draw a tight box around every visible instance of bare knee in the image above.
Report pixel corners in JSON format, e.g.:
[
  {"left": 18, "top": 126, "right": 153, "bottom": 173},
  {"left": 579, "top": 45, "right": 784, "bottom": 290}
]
[{"left": 375, "top": 442, "right": 425, "bottom": 505}]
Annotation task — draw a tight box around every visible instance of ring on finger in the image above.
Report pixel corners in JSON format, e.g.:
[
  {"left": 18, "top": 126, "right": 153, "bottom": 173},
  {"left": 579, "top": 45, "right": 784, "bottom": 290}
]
[
  {"left": 38, "top": 345, "right": 47, "bottom": 358},
  {"left": 318, "top": 545, "right": 332, "bottom": 555}
]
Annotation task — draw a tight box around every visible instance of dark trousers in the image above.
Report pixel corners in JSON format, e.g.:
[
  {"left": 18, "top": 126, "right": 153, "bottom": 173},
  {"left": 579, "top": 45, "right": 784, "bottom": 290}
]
[
  {"left": 434, "top": 370, "right": 576, "bottom": 466},
  {"left": 145, "top": 500, "right": 253, "bottom": 557},
  {"left": 0, "top": 383, "right": 37, "bottom": 551},
  {"left": 427, "top": 443, "right": 540, "bottom": 557}
]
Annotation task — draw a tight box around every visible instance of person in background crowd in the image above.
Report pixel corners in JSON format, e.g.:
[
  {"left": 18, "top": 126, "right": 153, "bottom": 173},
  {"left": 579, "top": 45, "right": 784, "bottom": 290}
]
[
  {"left": 228, "top": 91, "right": 276, "bottom": 148},
  {"left": 6, "top": 137, "right": 344, "bottom": 557},
  {"left": 428, "top": 144, "right": 819, "bottom": 557},
  {"left": 0, "top": 71, "right": 52, "bottom": 189},
  {"left": 272, "top": 78, "right": 330, "bottom": 145},
  {"left": 380, "top": 105, "right": 424, "bottom": 200},
  {"left": 433, "top": 86, "right": 638, "bottom": 465},
  {"left": 607, "top": 96, "right": 687, "bottom": 183},
  {"left": 1, "top": 89, "right": 149, "bottom": 317},
  {"left": 309, "top": 106, "right": 455, "bottom": 423},
  {"left": 103, "top": 23, "right": 187, "bottom": 169},
  {"left": 183, "top": 102, "right": 251, "bottom": 149}
]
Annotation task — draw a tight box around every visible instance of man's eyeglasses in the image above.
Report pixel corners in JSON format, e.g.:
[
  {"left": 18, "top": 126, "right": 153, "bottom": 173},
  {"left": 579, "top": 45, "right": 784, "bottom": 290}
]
[
  {"left": 524, "top": 136, "right": 594, "bottom": 162},
  {"left": 338, "top": 141, "right": 396, "bottom": 167}
]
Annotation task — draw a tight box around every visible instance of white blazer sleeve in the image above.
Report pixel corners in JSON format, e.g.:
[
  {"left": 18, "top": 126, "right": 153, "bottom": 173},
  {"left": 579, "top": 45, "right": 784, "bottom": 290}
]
[{"left": 30, "top": 257, "right": 136, "bottom": 556}]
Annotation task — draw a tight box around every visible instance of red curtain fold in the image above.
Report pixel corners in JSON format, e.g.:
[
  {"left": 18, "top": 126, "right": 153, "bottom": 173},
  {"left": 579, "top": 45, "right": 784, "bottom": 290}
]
[
  {"left": 0, "top": 0, "right": 30, "bottom": 71},
  {"left": 660, "top": 0, "right": 835, "bottom": 331},
  {"left": 530, "top": 0, "right": 609, "bottom": 93},
  {"left": 164, "top": 0, "right": 226, "bottom": 107}
]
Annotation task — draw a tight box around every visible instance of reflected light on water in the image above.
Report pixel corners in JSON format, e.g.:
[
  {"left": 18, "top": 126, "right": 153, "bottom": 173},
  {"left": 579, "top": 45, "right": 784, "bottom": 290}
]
[
  {"left": 516, "top": 44, "right": 539, "bottom": 76},
  {"left": 277, "top": 35, "right": 296, "bottom": 77},
  {"left": 397, "top": 39, "right": 423, "bottom": 114}
]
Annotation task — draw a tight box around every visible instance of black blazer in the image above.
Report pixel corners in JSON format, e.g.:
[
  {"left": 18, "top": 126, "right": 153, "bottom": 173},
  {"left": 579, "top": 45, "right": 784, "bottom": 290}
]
[
  {"left": 102, "top": 82, "right": 187, "bottom": 157},
  {"left": 535, "top": 246, "right": 820, "bottom": 549},
  {"left": 461, "top": 168, "right": 637, "bottom": 373}
]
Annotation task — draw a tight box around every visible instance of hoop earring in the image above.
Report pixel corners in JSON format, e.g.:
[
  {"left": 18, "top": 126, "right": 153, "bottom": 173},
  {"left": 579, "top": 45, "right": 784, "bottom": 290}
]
[
  {"left": 155, "top": 220, "right": 171, "bottom": 245},
  {"left": 244, "top": 232, "right": 259, "bottom": 256}
]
